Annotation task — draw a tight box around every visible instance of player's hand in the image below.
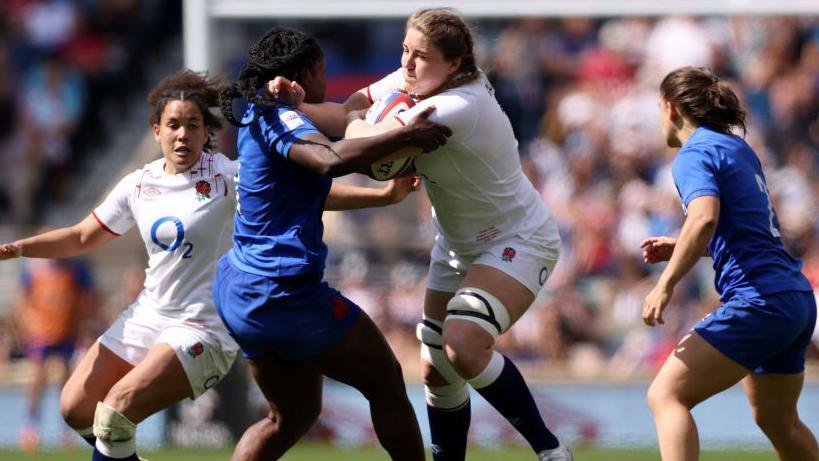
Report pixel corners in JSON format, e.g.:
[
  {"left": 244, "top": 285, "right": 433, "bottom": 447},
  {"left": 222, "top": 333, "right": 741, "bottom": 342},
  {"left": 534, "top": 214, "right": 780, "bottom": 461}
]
[
  {"left": 267, "top": 76, "right": 305, "bottom": 107},
  {"left": 642, "top": 282, "right": 672, "bottom": 327},
  {"left": 383, "top": 175, "right": 421, "bottom": 205},
  {"left": 0, "top": 243, "right": 22, "bottom": 260},
  {"left": 640, "top": 236, "right": 676, "bottom": 264},
  {"left": 404, "top": 106, "right": 451, "bottom": 153}
]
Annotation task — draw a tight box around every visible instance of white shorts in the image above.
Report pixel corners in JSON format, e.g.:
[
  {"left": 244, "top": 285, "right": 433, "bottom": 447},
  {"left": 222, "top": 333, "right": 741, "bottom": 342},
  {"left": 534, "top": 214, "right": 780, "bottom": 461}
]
[
  {"left": 427, "top": 220, "right": 560, "bottom": 296},
  {"left": 98, "top": 304, "right": 238, "bottom": 399}
]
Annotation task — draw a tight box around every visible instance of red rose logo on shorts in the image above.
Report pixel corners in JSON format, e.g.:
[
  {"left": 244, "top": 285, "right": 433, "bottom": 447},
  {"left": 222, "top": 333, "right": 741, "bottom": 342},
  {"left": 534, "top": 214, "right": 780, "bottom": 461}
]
[
  {"left": 187, "top": 342, "right": 204, "bottom": 358},
  {"left": 195, "top": 180, "right": 211, "bottom": 201},
  {"left": 501, "top": 247, "right": 516, "bottom": 262}
]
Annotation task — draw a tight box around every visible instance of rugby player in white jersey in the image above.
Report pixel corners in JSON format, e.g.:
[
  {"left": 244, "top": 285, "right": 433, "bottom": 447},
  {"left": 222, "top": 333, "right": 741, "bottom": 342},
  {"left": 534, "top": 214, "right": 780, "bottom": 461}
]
[
  {"left": 275, "top": 8, "right": 572, "bottom": 461},
  {"left": 0, "top": 71, "right": 422, "bottom": 461}
]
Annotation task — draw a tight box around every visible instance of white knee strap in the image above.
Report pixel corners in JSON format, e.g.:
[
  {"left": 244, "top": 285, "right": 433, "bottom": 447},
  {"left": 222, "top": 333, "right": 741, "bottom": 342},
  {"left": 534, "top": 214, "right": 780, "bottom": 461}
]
[
  {"left": 425, "top": 382, "right": 470, "bottom": 410},
  {"left": 445, "top": 288, "right": 511, "bottom": 338},
  {"left": 93, "top": 402, "right": 136, "bottom": 442},
  {"left": 416, "top": 316, "right": 467, "bottom": 393}
]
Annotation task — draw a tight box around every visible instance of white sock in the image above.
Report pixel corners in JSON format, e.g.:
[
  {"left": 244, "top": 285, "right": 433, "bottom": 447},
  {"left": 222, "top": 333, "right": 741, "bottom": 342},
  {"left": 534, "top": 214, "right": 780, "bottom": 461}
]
[{"left": 95, "top": 436, "right": 136, "bottom": 459}]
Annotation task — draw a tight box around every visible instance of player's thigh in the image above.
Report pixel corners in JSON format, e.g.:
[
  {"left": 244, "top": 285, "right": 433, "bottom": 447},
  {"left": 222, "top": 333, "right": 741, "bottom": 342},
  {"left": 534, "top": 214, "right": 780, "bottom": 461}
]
[
  {"left": 314, "top": 312, "right": 404, "bottom": 394},
  {"left": 248, "top": 354, "right": 323, "bottom": 424},
  {"left": 103, "top": 343, "right": 192, "bottom": 424},
  {"left": 460, "top": 264, "right": 534, "bottom": 323},
  {"left": 424, "top": 288, "right": 454, "bottom": 321},
  {"left": 742, "top": 372, "right": 805, "bottom": 426},
  {"left": 649, "top": 331, "right": 748, "bottom": 409},
  {"left": 61, "top": 341, "right": 133, "bottom": 426}
]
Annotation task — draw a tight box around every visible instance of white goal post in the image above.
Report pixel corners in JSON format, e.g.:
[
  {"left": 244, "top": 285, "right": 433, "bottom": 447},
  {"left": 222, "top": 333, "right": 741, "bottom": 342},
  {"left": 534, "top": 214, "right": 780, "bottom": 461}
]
[{"left": 184, "top": 0, "right": 819, "bottom": 72}]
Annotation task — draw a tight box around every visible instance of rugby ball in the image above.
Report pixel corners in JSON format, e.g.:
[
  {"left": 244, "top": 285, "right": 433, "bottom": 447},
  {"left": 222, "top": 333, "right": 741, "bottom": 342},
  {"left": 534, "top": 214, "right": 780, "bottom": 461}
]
[{"left": 365, "top": 92, "right": 416, "bottom": 181}]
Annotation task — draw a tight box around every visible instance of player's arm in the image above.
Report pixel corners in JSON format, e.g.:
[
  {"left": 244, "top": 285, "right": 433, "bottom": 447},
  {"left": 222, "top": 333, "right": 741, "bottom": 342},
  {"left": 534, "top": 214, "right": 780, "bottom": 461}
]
[
  {"left": 643, "top": 196, "right": 719, "bottom": 326},
  {"left": 0, "top": 214, "right": 117, "bottom": 261},
  {"left": 288, "top": 106, "right": 450, "bottom": 178},
  {"left": 344, "top": 116, "right": 421, "bottom": 162},
  {"left": 299, "top": 91, "right": 372, "bottom": 138},
  {"left": 324, "top": 176, "right": 421, "bottom": 211},
  {"left": 268, "top": 77, "right": 372, "bottom": 138}
]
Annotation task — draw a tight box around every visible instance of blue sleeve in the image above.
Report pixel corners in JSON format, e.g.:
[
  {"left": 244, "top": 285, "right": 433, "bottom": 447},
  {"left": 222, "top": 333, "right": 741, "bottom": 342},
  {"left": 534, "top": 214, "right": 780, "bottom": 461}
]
[
  {"left": 672, "top": 146, "right": 721, "bottom": 206},
  {"left": 257, "top": 109, "right": 321, "bottom": 159}
]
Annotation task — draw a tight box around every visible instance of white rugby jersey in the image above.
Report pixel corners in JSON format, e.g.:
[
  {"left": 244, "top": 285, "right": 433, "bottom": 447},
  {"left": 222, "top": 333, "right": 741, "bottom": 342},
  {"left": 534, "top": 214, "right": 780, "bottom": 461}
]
[
  {"left": 368, "top": 69, "right": 558, "bottom": 251},
  {"left": 93, "top": 153, "right": 237, "bottom": 320}
]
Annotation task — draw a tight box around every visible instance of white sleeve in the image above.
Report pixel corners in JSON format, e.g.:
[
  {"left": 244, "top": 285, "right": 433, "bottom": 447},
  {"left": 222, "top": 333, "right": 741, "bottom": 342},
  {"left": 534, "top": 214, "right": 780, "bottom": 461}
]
[
  {"left": 213, "top": 153, "right": 238, "bottom": 202},
  {"left": 93, "top": 170, "right": 139, "bottom": 235},
  {"left": 366, "top": 68, "right": 404, "bottom": 104},
  {"left": 395, "top": 91, "right": 476, "bottom": 143}
]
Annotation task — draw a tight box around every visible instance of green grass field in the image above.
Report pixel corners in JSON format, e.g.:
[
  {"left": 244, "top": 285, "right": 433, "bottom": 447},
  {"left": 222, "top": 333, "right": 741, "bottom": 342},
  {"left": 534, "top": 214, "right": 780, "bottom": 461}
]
[{"left": 0, "top": 445, "right": 780, "bottom": 461}]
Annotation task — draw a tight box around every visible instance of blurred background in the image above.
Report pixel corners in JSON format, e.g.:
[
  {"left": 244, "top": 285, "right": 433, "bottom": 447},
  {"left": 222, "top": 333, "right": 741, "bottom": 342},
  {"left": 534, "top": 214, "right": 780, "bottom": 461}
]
[{"left": 0, "top": 0, "right": 817, "bottom": 456}]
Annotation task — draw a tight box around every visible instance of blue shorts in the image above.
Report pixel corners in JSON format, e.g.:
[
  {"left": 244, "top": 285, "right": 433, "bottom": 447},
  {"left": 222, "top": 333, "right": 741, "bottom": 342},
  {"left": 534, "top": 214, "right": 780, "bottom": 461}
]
[
  {"left": 27, "top": 340, "right": 75, "bottom": 364},
  {"left": 213, "top": 256, "right": 361, "bottom": 361},
  {"left": 694, "top": 290, "right": 817, "bottom": 374}
]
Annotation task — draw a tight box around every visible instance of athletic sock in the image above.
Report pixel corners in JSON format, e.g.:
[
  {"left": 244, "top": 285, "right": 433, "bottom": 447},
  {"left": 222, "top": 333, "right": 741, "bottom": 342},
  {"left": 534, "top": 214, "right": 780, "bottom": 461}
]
[
  {"left": 470, "top": 352, "right": 559, "bottom": 452},
  {"left": 428, "top": 399, "right": 471, "bottom": 461},
  {"left": 77, "top": 426, "right": 96, "bottom": 447},
  {"left": 93, "top": 437, "right": 138, "bottom": 461}
]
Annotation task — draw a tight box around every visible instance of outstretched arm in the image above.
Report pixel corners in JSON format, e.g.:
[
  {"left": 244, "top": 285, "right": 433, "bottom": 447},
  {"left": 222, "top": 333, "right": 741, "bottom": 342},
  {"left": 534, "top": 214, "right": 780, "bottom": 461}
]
[
  {"left": 325, "top": 176, "right": 421, "bottom": 211},
  {"left": 0, "top": 214, "right": 117, "bottom": 260},
  {"left": 268, "top": 77, "right": 372, "bottom": 138}
]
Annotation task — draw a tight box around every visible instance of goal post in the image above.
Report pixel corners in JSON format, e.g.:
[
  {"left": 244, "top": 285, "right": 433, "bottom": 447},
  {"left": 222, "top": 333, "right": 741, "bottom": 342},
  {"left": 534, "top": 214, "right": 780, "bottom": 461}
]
[{"left": 183, "top": 0, "right": 819, "bottom": 71}]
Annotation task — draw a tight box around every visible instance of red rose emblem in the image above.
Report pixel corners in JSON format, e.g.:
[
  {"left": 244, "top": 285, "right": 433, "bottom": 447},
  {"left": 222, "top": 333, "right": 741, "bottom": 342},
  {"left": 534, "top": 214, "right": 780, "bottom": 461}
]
[
  {"left": 195, "top": 180, "right": 211, "bottom": 196},
  {"left": 501, "top": 247, "right": 516, "bottom": 262},
  {"left": 188, "top": 342, "right": 204, "bottom": 358}
]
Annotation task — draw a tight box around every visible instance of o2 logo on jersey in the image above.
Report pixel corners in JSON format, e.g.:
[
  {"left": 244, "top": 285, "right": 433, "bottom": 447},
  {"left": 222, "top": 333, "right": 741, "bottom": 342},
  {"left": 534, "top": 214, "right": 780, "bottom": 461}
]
[{"left": 150, "top": 216, "right": 194, "bottom": 258}]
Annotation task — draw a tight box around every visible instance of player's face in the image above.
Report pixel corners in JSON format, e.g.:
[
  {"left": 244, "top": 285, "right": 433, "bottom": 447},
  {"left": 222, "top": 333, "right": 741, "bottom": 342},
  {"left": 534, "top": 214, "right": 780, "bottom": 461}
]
[
  {"left": 659, "top": 98, "right": 681, "bottom": 148},
  {"left": 301, "top": 57, "right": 327, "bottom": 104},
  {"left": 153, "top": 100, "right": 207, "bottom": 174},
  {"left": 401, "top": 27, "right": 461, "bottom": 96}
]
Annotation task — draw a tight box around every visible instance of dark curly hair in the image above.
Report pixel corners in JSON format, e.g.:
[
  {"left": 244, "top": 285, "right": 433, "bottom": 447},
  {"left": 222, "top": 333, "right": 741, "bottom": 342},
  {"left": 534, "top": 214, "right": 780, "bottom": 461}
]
[
  {"left": 220, "top": 28, "right": 323, "bottom": 127},
  {"left": 660, "top": 66, "right": 747, "bottom": 136},
  {"left": 148, "top": 70, "right": 223, "bottom": 151}
]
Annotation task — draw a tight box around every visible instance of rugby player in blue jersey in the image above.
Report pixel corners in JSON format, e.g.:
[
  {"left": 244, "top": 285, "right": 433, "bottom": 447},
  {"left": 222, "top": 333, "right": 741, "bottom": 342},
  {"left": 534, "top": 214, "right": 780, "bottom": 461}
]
[
  {"left": 642, "top": 66, "right": 817, "bottom": 461},
  {"left": 216, "top": 28, "right": 450, "bottom": 461}
]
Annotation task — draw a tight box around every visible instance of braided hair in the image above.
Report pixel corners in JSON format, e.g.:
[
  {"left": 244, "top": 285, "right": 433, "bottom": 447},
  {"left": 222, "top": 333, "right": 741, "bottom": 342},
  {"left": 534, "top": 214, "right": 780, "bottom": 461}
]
[
  {"left": 660, "top": 66, "right": 747, "bottom": 136},
  {"left": 404, "top": 8, "right": 481, "bottom": 99},
  {"left": 220, "top": 28, "right": 323, "bottom": 127},
  {"left": 148, "top": 70, "right": 223, "bottom": 151}
]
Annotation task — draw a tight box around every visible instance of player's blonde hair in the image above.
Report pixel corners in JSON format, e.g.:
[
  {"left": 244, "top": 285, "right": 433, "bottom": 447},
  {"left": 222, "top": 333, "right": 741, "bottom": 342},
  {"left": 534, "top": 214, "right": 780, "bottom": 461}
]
[{"left": 405, "top": 8, "right": 480, "bottom": 99}]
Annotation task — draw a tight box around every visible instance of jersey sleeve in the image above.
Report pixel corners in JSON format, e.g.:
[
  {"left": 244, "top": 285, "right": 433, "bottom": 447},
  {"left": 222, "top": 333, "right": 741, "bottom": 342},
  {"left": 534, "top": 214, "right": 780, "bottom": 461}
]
[
  {"left": 258, "top": 108, "right": 321, "bottom": 159},
  {"left": 394, "top": 91, "right": 476, "bottom": 143},
  {"left": 366, "top": 68, "right": 404, "bottom": 104},
  {"left": 671, "top": 146, "right": 721, "bottom": 206},
  {"left": 213, "top": 153, "right": 239, "bottom": 201},
  {"left": 92, "top": 170, "right": 139, "bottom": 236}
]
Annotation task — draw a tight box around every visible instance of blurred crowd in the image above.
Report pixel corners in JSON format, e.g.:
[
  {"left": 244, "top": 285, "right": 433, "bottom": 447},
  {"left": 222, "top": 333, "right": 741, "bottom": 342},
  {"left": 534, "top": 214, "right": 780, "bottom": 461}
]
[
  {"left": 275, "top": 16, "right": 819, "bottom": 380},
  {"left": 0, "top": 0, "right": 180, "bottom": 224}
]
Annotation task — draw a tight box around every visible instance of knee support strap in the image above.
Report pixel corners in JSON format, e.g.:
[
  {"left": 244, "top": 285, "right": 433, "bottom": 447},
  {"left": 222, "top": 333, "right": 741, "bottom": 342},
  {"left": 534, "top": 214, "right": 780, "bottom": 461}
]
[
  {"left": 93, "top": 402, "right": 136, "bottom": 442},
  {"left": 445, "top": 288, "right": 511, "bottom": 338},
  {"left": 416, "top": 316, "right": 467, "bottom": 390}
]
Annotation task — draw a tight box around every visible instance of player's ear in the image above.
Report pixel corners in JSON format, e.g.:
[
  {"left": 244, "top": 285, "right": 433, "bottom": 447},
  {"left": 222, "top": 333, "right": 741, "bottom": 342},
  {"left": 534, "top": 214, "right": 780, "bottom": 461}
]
[
  {"left": 447, "top": 57, "right": 462, "bottom": 76},
  {"left": 152, "top": 124, "right": 161, "bottom": 142}
]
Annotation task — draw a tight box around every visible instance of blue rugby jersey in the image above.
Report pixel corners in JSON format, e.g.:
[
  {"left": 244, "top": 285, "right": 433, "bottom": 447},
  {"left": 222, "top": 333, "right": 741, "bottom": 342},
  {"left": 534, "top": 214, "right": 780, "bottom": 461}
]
[
  {"left": 228, "top": 103, "right": 330, "bottom": 278},
  {"left": 671, "top": 125, "right": 811, "bottom": 301}
]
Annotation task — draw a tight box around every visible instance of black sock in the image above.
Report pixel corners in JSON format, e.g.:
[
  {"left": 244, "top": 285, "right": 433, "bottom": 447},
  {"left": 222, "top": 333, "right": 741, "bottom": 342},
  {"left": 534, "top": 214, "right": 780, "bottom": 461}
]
[
  {"left": 474, "top": 355, "right": 559, "bottom": 452},
  {"left": 428, "top": 399, "right": 471, "bottom": 461}
]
